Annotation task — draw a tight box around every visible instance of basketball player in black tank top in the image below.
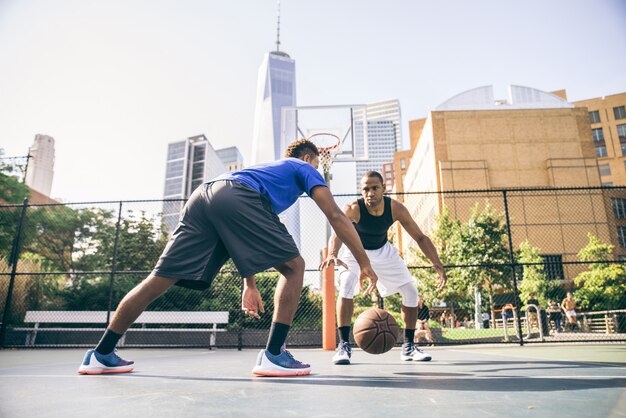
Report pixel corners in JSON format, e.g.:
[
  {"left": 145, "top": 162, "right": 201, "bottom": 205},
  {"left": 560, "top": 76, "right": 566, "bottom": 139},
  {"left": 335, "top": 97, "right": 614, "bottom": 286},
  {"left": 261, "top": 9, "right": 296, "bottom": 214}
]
[{"left": 320, "top": 171, "right": 447, "bottom": 364}]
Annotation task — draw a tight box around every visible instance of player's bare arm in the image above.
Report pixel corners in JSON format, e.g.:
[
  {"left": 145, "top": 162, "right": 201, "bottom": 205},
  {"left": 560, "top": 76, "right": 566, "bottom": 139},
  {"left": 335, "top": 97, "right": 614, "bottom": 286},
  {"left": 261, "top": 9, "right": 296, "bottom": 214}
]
[
  {"left": 311, "top": 186, "right": 378, "bottom": 294},
  {"left": 320, "top": 200, "right": 360, "bottom": 270},
  {"left": 392, "top": 200, "right": 447, "bottom": 291}
]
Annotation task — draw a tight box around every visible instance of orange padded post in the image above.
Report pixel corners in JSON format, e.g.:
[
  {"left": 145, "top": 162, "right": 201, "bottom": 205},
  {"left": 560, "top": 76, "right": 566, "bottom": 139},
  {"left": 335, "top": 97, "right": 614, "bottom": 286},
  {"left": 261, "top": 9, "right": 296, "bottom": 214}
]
[{"left": 322, "top": 247, "right": 336, "bottom": 350}]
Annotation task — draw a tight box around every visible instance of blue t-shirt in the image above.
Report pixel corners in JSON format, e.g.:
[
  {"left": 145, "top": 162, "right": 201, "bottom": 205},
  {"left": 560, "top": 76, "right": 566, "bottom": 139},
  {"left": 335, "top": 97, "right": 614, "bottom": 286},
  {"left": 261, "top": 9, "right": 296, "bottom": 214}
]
[{"left": 213, "top": 158, "right": 327, "bottom": 214}]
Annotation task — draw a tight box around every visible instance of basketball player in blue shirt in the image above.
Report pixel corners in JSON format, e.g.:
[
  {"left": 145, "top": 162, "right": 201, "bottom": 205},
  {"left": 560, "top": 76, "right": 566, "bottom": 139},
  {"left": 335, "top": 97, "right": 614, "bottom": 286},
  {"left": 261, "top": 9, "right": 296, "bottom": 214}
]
[
  {"left": 78, "top": 139, "right": 378, "bottom": 377},
  {"left": 320, "top": 171, "right": 446, "bottom": 364}
]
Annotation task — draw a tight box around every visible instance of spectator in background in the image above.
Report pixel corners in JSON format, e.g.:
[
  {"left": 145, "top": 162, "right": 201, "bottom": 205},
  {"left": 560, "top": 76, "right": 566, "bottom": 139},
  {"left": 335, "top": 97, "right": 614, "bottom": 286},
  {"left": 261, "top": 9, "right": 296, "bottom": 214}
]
[
  {"left": 482, "top": 311, "right": 490, "bottom": 328},
  {"left": 547, "top": 299, "right": 563, "bottom": 332},
  {"left": 440, "top": 311, "right": 447, "bottom": 328},
  {"left": 415, "top": 296, "right": 434, "bottom": 346},
  {"left": 561, "top": 292, "right": 578, "bottom": 332}
]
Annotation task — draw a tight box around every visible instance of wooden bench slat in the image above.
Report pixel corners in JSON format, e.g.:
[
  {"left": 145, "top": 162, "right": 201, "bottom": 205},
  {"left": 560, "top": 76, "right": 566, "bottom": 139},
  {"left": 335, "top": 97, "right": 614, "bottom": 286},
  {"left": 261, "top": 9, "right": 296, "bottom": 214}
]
[
  {"left": 20, "top": 310, "right": 230, "bottom": 347},
  {"left": 23, "top": 311, "right": 229, "bottom": 324}
]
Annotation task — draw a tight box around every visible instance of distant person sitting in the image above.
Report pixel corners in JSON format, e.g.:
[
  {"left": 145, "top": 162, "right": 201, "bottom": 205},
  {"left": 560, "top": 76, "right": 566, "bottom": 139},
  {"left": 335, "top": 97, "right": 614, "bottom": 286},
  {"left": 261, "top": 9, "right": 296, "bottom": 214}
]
[
  {"left": 415, "top": 296, "right": 434, "bottom": 346},
  {"left": 547, "top": 300, "right": 563, "bottom": 332}
]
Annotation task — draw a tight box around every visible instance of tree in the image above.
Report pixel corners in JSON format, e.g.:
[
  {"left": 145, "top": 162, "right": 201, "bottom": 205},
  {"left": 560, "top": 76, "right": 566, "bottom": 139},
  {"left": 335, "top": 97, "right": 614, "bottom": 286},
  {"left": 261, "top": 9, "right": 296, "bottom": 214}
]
[
  {"left": 0, "top": 151, "right": 30, "bottom": 257},
  {"left": 411, "top": 204, "right": 511, "bottom": 328},
  {"left": 574, "top": 233, "right": 626, "bottom": 311},
  {"left": 64, "top": 210, "right": 169, "bottom": 311},
  {"left": 0, "top": 149, "right": 30, "bottom": 204},
  {"left": 517, "top": 240, "right": 559, "bottom": 307}
]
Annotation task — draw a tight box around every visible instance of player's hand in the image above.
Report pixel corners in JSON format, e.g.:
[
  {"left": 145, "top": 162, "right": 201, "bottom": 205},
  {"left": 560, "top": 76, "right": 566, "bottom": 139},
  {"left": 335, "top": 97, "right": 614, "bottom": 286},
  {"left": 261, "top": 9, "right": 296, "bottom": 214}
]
[
  {"left": 433, "top": 264, "right": 447, "bottom": 292},
  {"left": 359, "top": 265, "right": 378, "bottom": 296},
  {"left": 242, "top": 284, "right": 264, "bottom": 319},
  {"left": 319, "top": 253, "right": 348, "bottom": 270}
]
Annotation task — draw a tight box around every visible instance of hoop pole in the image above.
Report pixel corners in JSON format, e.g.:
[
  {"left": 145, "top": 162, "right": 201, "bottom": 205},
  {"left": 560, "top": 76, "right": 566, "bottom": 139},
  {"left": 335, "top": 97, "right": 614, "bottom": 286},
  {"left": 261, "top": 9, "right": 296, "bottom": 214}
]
[{"left": 322, "top": 247, "right": 336, "bottom": 350}]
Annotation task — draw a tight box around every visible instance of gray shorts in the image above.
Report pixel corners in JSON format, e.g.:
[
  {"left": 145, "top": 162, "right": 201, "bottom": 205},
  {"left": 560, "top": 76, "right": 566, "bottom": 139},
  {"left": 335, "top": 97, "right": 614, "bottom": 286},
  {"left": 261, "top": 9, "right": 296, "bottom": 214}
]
[{"left": 152, "top": 180, "right": 300, "bottom": 290}]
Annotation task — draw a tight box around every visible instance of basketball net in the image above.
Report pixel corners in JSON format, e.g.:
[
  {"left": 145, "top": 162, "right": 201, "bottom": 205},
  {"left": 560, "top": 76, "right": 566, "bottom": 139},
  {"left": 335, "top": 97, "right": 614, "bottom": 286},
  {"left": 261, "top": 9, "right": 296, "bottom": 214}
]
[{"left": 309, "top": 133, "right": 341, "bottom": 176}]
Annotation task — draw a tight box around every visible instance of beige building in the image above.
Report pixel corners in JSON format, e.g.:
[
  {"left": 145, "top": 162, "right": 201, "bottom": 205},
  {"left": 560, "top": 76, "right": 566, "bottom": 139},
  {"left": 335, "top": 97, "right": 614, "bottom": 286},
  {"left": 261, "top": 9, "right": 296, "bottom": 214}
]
[
  {"left": 572, "top": 92, "right": 626, "bottom": 187},
  {"left": 399, "top": 85, "right": 625, "bottom": 281}
]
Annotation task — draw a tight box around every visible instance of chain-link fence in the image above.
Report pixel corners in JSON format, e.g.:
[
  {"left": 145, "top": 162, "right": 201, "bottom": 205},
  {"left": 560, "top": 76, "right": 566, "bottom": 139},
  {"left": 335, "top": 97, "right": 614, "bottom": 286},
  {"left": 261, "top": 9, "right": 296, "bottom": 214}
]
[{"left": 1, "top": 186, "right": 625, "bottom": 349}]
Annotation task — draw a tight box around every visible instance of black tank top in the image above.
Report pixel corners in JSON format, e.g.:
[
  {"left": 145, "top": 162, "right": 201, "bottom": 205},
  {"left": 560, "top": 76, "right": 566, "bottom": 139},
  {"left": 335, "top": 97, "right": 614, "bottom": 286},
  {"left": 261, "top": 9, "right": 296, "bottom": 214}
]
[{"left": 354, "top": 196, "right": 394, "bottom": 250}]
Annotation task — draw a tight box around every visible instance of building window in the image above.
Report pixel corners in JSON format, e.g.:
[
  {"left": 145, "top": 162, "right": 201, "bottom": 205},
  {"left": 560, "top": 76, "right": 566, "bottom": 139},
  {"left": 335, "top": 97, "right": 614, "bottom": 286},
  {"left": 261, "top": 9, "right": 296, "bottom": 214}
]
[
  {"left": 542, "top": 255, "right": 564, "bottom": 280},
  {"left": 618, "top": 226, "right": 626, "bottom": 248},
  {"left": 614, "top": 106, "right": 626, "bottom": 120},
  {"left": 603, "top": 182, "right": 614, "bottom": 187},
  {"left": 618, "top": 124, "right": 626, "bottom": 155},
  {"left": 599, "top": 164, "right": 611, "bottom": 177},
  {"left": 589, "top": 110, "right": 601, "bottom": 124},
  {"left": 613, "top": 198, "right": 626, "bottom": 219},
  {"left": 593, "top": 128, "right": 607, "bottom": 157}
]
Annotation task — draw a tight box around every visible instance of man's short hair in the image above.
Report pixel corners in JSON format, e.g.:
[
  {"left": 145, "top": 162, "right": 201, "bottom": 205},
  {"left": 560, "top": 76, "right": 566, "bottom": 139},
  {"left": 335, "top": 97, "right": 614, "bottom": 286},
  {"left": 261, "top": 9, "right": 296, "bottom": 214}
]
[
  {"left": 361, "top": 170, "right": 384, "bottom": 185},
  {"left": 284, "top": 138, "right": 319, "bottom": 159}
]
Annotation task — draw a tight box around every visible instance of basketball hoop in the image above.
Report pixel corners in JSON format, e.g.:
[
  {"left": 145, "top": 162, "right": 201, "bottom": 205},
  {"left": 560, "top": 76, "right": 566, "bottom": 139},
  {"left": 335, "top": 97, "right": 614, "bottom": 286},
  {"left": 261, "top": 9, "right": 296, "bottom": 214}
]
[{"left": 309, "top": 133, "right": 341, "bottom": 175}]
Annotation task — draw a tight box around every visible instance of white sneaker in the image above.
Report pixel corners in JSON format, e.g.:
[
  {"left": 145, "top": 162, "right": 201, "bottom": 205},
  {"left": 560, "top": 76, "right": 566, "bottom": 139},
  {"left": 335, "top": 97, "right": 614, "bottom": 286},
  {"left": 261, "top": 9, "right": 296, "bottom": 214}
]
[
  {"left": 332, "top": 342, "right": 352, "bottom": 365},
  {"left": 400, "top": 342, "right": 432, "bottom": 361}
]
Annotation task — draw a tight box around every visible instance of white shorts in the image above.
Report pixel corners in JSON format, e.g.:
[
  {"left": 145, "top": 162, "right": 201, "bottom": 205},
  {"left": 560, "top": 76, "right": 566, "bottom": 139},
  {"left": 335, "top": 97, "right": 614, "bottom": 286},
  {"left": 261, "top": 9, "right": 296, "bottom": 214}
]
[
  {"left": 337, "top": 242, "right": 416, "bottom": 298},
  {"left": 565, "top": 310, "right": 576, "bottom": 318}
]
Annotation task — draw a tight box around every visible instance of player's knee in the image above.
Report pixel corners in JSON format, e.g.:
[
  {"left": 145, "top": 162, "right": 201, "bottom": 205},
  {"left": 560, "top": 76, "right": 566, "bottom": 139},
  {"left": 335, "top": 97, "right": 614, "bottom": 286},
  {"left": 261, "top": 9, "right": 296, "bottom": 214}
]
[
  {"left": 399, "top": 283, "right": 418, "bottom": 307},
  {"left": 338, "top": 271, "right": 358, "bottom": 299},
  {"left": 276, "top": 255, "right": 305, "bottom": 276}
]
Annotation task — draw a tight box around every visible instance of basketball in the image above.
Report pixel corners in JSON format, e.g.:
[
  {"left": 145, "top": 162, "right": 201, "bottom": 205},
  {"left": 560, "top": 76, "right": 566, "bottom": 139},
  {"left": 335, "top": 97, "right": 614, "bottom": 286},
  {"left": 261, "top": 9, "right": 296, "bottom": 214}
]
[{"left": 353, "top": 308, "right": 399, "bottom": 354}]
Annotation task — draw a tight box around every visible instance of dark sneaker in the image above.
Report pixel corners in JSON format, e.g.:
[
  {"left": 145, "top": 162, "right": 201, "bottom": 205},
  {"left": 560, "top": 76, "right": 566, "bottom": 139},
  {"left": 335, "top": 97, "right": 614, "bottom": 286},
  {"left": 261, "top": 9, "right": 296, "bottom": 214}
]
[
  {"left": 252, "top": 346, "right": 311, "bottom": 376},
  {"left": 77, "top": 349, "right": 134, "bottom": 375},
  {"left": 400, "top": 342, "right": 432, "bottom": 362},
  {"left": 332, "top": 341, "right": 352, "bottom": 365}
]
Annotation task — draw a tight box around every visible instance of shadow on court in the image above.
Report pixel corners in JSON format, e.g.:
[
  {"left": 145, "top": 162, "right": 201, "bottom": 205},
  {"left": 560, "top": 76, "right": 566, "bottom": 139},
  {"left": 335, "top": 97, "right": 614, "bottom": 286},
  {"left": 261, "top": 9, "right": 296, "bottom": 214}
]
[{"left": 124, "top": 372, "right": 626, "bottom": 392}]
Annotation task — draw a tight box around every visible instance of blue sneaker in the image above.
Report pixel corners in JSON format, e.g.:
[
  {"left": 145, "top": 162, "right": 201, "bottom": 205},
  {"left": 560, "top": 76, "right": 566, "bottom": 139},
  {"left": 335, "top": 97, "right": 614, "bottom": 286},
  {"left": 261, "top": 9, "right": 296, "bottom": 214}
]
[
  {"left": 252, "top": 346, "right": 311, "bottom": 376},
  {"left": 77, "top": 349, "right": 134, "bottom": 375}
]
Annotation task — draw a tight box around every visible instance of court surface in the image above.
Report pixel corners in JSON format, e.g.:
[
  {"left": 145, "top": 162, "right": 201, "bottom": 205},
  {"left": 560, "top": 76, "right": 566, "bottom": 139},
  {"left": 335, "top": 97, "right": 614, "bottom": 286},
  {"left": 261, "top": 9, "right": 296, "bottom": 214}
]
[{"left": 1, "top": 344, "right": 625, "bottom": 418}]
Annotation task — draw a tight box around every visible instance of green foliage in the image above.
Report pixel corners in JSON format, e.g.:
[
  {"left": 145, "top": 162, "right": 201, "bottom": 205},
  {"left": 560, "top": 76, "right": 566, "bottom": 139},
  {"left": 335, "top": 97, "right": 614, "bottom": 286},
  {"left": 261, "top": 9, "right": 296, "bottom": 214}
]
[
  {"left": 0, "top": 152, "right": 31, "bottom": 256},
  {"left": 0, "top": 150, "right": 30, "bottom": 204},
  {"left": 411, "top": 203, "right": 511, "bottom": 320},
  {"left": 574, "top": 233, "right": 626, "bottom": 311},
  {"left": 451, "top": 203, "right": 511, "bottom": 292},
  {"left": 517, "top": 240, "right": 559, "bottom": 306}
]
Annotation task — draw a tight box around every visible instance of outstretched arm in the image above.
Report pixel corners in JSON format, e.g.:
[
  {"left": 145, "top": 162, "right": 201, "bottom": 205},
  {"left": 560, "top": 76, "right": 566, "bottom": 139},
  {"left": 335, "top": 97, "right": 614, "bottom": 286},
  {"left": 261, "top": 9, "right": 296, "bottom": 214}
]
[
  {"left": 394, "top": 201, "right": 446, "bottom": 291},
  {"left": 312, "top": 186, "right": 378, "bottom": 295},
  {"left": 319, "top": 201, "right": 359, "bottom": 271}
]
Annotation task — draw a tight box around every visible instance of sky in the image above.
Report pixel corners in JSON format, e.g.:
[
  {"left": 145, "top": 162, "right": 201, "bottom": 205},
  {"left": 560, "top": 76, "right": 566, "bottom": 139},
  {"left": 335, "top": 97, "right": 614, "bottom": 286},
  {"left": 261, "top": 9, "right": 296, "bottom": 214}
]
[{"left": 1, "top": 0, "right": 625, "bottom": 202}]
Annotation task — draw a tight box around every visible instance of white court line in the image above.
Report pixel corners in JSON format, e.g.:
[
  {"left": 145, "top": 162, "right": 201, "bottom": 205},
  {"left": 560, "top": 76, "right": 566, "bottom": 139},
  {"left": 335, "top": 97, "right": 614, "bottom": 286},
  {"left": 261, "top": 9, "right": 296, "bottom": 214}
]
[{"left": 447, "top": 348, "right": 626, "bottom": 369}]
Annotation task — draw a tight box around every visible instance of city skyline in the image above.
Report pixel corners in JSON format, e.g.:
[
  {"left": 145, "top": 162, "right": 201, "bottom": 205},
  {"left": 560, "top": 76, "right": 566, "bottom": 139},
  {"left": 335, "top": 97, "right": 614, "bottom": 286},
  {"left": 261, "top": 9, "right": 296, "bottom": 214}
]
[{"left": 1, "top": 0, "right": 625, "bottom": 202}]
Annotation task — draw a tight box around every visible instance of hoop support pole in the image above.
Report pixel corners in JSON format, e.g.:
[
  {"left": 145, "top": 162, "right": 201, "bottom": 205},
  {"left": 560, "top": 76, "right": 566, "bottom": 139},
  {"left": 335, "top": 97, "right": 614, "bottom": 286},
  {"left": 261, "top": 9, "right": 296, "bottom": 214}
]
[{"left": 322, "top": 247, "right": 336, "bottom": 350}]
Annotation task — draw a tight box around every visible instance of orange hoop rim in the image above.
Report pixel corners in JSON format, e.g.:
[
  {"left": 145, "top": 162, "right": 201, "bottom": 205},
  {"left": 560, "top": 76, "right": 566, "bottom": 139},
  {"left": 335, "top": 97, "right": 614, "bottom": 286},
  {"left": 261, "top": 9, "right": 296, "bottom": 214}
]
[{"left": 308, "top": 132, "right": 341, "bottom": 152}]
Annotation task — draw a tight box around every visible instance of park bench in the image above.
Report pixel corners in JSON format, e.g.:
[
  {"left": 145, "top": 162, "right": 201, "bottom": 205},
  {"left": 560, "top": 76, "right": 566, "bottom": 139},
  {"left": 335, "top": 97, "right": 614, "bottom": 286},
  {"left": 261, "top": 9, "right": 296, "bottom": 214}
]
[{"left": 20, "top": 310, "right": 229, "bottom": 347}]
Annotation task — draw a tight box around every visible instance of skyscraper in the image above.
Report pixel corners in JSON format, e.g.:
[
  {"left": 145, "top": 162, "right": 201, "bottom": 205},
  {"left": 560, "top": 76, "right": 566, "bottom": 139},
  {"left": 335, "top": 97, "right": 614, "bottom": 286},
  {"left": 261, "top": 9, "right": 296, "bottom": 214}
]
[
  {"left": 25, "top": 134, "right": 55, "bottom": 196},
  {"left": 250, "top": 2, "right": 301, "bottom": 249},
  {"left": 365, "top": 98, "right": 403, "bottom": 151},
  {"left": 250, "top": 2, "right": 296, "bottom": 164},
  {"left": 162, "top": 134, "right": 226, "bottom": 233},
  {"left": 354, "top": 99, "right": 402, "bottom": 190},
  {"left": 216, "top": 146, "right": 244, "bottom": 172}
]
